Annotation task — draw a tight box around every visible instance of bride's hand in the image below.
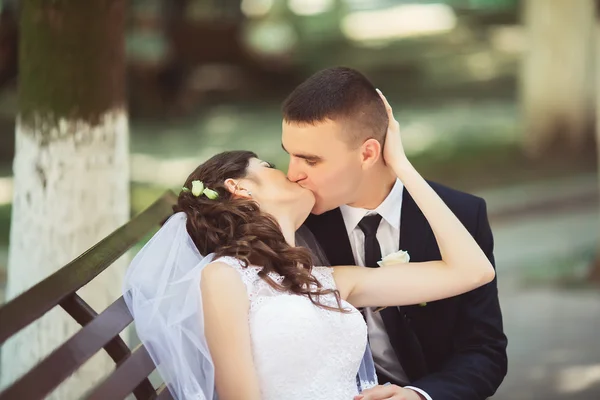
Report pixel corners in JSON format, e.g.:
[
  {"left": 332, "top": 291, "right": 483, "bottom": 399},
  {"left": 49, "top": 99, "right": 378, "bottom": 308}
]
[{"left": 377, "top": 89, "right": 407, "bottom": 168}]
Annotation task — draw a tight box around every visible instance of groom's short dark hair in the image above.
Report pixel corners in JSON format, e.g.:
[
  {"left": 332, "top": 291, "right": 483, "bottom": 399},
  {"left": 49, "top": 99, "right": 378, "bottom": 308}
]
[{"left": 282, "top": 67, "right": 388, "bottom": 148}]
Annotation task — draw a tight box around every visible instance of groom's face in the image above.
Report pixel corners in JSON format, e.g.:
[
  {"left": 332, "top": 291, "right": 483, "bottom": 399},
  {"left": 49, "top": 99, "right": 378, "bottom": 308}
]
[{"left": 282, "top": 118, "right": 364, "bottom": 215}]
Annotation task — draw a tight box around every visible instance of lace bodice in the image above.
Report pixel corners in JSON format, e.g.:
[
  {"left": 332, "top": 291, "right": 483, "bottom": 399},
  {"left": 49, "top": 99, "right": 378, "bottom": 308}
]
[{"left": 216, "top": 256, "right": 368, "bottom": 400}]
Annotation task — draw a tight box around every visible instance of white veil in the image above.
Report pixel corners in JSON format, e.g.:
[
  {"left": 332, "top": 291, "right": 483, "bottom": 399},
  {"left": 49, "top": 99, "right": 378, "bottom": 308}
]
[
  {"left": 123, "top": 211, "right": 379, "bottom": 398},
  {"left": 123, "top": 212, "right": 216, "bottom": 400}
]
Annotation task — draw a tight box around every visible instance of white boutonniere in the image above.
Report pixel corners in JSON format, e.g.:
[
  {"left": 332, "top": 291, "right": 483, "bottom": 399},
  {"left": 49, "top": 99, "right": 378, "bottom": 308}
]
[
  {"left": 374, "top": 250, "right": 427, "bottom": 309},
  {"left": 377, "top": 250, "right": 410, "bottom": 267}
]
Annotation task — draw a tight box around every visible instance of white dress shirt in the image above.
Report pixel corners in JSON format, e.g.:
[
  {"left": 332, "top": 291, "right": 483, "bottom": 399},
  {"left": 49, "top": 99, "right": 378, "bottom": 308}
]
[{"left": 339, "top": 178, "right": 432, "bottom": 400}]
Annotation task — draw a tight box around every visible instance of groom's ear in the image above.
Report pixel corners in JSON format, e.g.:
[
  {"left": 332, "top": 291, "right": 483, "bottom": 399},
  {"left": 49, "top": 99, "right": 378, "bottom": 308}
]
[{"left": 359, "top": 138, "right": 382, "bottom": 169}]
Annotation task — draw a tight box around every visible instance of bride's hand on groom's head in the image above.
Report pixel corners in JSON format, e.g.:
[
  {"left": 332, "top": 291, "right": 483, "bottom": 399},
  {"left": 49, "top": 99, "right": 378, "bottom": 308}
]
[
  {"left": 376, "top": 89, "right": 407, "bottom": 169},
  {"left": 354, "top": 384, "right": 425, "bottom": 400}
]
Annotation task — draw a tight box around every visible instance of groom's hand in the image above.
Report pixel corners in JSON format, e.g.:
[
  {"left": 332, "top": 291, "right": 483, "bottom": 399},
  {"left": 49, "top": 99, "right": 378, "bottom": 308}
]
[{"left": 354, "top": 384, "right": 425, "bottom": 400}]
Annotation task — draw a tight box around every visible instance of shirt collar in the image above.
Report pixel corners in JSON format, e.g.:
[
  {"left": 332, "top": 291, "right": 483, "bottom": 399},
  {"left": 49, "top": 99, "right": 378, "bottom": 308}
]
[{"left": 339, "top": 178, "right": 404, "bottom": 235}]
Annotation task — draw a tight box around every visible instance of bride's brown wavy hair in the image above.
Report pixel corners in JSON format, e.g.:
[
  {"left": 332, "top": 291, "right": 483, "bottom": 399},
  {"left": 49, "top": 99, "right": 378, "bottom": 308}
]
[{"left": 173, "top": 150, "right": 347, "bottom": 312}]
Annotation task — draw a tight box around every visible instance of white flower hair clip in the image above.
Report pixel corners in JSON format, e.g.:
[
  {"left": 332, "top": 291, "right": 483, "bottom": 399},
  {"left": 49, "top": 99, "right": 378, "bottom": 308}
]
[{"left": 182, "top": 180, "right": 219, "bottom": 200}]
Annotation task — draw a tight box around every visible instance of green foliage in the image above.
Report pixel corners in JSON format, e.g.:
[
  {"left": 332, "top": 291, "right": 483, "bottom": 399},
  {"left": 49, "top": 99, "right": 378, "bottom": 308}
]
[{"left": 0, "top": 204, "right": 10, "bottom": 245}]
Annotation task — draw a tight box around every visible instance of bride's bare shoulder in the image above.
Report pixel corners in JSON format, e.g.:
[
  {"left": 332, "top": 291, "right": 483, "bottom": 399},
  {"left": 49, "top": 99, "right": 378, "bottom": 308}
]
[
  {"left": 201, "top": 261, "right": 250, "bottom": 306},
  {"left": 202, "top": 261, "right": 243, "bottom": 284},
  {"left": 202, "top": 257, "right": 260, "bottom": 293}
]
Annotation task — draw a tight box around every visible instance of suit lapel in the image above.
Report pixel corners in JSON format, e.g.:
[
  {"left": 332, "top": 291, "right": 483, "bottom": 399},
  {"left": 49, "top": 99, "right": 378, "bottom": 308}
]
[
  {"left": 379, "top": 189, "right": 430, "bottom": 381},
  {"left": 304, "top": 208, "right": 355, "bottom": 266},
  {"left": 398, "top": 189, "right": 431, "bottom": 263}
]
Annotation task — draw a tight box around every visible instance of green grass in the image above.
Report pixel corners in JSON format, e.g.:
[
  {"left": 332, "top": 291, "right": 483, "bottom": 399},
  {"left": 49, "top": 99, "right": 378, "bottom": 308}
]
[
  {"left": 519, "top": 247, "right": 597, "bottom": 289},
  {"left": 0, "top": 204, "right": 10, "bottom": 245},
  {"left": 410, "top": 139, "right": 596, "bottom": 192}
]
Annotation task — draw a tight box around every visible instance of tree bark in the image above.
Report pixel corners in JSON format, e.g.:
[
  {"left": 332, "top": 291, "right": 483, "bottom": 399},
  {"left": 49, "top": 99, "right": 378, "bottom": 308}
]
[
  {"left": 591, "top": 1, "right": 600, "bottom": 284},
  {"left": 520, "top": 0, "right": 596, "bottom": 157},
  {"left": 0, "top": 6, "right": 19, "bottom": 89},
  {"left": 0, "top": 1, "right": 130, "bottom": 398}
]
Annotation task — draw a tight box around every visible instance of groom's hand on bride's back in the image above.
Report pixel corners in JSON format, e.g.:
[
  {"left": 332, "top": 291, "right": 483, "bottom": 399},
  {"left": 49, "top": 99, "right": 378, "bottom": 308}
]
[{"left": 354, "top": 384, "right": 425, "bottom": 400}]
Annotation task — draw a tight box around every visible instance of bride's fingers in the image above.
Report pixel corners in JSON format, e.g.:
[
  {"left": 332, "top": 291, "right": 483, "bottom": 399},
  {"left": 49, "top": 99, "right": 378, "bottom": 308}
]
[
  {"left": 376, "top": 89, "right": 394, "bottom": 120},
  {"left": 376, "top": 89, "right": 399, "bottom": 130}
]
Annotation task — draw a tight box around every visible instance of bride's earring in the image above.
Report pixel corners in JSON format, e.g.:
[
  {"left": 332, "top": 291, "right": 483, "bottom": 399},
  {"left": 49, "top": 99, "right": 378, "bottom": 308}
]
[{"left": 233, "top": 181, "right": 252, "bottom": 198}]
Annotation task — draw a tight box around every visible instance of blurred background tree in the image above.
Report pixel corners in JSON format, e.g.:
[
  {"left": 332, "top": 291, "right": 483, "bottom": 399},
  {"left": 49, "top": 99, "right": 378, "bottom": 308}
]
[
  {"left": 0, "top": 0, "right": 17, "bottom": 90},
  {"left": 0, "top": 0, "right": 599, "bottom": 397},
  {"left": 593, "top": 0, "right": 600, "bottom": 283},
  {"left": 520, "top": 0, "right": 596, "bottom": 158},
  {"left": 0, "top": 0, "right": 130, "bottom": 398}
]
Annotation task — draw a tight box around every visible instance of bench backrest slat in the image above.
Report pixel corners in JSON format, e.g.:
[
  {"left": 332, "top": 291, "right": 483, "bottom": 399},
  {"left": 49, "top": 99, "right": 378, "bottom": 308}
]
[
  {"left": 61, "top": 292, "right": 157, "bottom": 399},
  {"left": 61, "top": 293, "right": 138, "bottom": 367},
  {"left": 85, "top": 344, "right": 158, "bottom": 400},
  {"left": 0, "top": 191, "right": 177, "bottom": 345},
  {"left": 0, "top": 191, "right": 179, "bottom": 399},
  {"left": 0, "top": 297, "right": 134, "bottom": 400},
  {"left": 157, "top": 384, "right": 175, "bottom": 400},
  {"left": 60, "top": 291, "right": 100, "bottom": 326}
]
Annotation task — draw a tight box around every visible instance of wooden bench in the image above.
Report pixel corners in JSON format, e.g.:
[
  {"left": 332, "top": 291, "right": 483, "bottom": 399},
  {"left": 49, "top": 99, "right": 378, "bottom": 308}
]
[{"left": 0, "top": 191, "right": 178, "bottom": 400}]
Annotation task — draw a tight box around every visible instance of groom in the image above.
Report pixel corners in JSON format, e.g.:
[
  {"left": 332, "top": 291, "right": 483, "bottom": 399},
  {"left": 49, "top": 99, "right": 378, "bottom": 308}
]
[{"left": 284, "top": 67, "right": 507, "bottom": 400}]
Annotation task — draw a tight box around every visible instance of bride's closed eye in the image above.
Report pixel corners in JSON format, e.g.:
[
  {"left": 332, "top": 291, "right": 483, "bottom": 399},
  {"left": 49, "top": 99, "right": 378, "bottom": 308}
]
[{"left": 261, "top": 161, "right": 276, "bottom": 169}]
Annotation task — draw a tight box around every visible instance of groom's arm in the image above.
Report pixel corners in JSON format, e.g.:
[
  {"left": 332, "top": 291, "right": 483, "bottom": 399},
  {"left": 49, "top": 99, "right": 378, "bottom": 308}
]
[{"left": 408, "top": 199, "right": 508, "bottom": 400}]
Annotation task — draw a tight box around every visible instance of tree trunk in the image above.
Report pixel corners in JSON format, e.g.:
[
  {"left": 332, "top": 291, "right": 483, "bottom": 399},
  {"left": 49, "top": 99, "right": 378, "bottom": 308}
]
[
  {"left": 0, "top": 6, "right": 19, "bottom": 89},
  {"left": 521, "top": 0, "right": 596, "bottom": 157},
  {"left": 0, "top": 1, "right": 129, "bottom": 398},
  {"left": 592, "top": 2, "right": 600, "bottom": 284}
]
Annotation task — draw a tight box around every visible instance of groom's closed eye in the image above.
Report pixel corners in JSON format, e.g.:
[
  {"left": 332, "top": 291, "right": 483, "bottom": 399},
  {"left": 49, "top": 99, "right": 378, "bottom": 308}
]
[
  {"left": 281, "top": 143, "right": 321, "bottom": 165},
  {"left": 294, "top": 154, "right": 322, "bottom": 166}
]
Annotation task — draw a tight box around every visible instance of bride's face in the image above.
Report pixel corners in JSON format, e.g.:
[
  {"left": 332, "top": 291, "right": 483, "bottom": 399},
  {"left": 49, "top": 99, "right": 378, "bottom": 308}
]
[{"left": 239, "top": 158, "right": 315, "bottom": 219}]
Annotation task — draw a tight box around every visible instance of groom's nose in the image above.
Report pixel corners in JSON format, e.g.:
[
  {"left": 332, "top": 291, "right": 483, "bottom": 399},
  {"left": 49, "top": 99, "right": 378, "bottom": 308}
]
[{"left": 287, "top": 160, "right": 306, "bottom": 183}]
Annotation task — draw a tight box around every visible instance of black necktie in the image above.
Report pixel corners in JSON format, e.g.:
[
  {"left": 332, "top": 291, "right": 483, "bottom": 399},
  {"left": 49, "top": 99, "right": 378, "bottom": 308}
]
[
  {"left": 358, "top": 213, "right": 428, "bottom": 381},
  {"left": 358, "top": 214, "right": 383, "bottom": 268}
]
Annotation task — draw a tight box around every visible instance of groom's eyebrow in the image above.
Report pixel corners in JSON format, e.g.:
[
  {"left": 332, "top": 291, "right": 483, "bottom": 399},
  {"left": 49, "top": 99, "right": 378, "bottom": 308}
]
[{"left": 281, "top": 143, "right": 322, "bottom": 162}]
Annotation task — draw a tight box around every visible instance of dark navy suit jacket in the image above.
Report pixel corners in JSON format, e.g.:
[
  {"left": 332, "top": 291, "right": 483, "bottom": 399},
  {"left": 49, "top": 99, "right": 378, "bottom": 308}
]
[{"left": 303, "top": 182, "right": 508, "bottom": 400}]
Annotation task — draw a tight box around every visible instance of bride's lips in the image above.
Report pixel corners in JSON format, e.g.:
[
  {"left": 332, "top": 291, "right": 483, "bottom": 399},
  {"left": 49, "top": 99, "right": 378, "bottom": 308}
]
[
  {"left": 288, "top": 180, "right": 316, "bottom": 204},
  {"left": 289, "top": 180, "right": 311, "bottom": 191},
  {"left": 286, "top": 178, "right": 304, "bottom": 188}
]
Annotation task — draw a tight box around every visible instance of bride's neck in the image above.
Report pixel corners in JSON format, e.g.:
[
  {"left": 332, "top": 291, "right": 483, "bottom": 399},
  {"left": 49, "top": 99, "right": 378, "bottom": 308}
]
[
  {"left": 277, "top": 217, "right": 296, "bottom": 247},
  {"left": 264, "top": 200, "right": 312, "bottom": 248},
  {"left": 269, "top": 209, "right": 301, "bottom": 247}
]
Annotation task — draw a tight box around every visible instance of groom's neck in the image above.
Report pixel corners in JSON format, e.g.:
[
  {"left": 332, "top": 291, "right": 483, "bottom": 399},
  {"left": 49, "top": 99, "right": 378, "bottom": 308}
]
[{"left": 348, "top": 166, "right": 396, "bottom": 210}]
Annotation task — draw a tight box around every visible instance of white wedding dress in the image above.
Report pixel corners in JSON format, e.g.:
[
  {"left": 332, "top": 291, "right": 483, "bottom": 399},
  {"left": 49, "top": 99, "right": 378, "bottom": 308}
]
[{"left": 217, "top": 256, "right": 368, "bottom": 400}]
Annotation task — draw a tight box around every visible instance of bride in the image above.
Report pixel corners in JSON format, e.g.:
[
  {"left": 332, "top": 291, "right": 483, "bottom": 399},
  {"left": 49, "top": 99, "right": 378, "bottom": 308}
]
[{"left": 123, "top": 92, "right": 495, "bottom": 400}]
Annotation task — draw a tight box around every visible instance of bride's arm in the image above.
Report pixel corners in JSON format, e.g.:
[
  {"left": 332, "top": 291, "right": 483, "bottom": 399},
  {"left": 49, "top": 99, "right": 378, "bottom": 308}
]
[
  {"left": 201, "top": 262, "right": 262, "bottom": 400},
  {"left": 332, "top": 91, "right": 495, "bottom": 308}
]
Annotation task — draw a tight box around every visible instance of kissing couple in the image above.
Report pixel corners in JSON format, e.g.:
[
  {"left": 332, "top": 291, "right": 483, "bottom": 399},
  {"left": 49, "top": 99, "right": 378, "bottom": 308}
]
[{"left": 124, "top": 67, "right": 508, "bottom": 400}]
